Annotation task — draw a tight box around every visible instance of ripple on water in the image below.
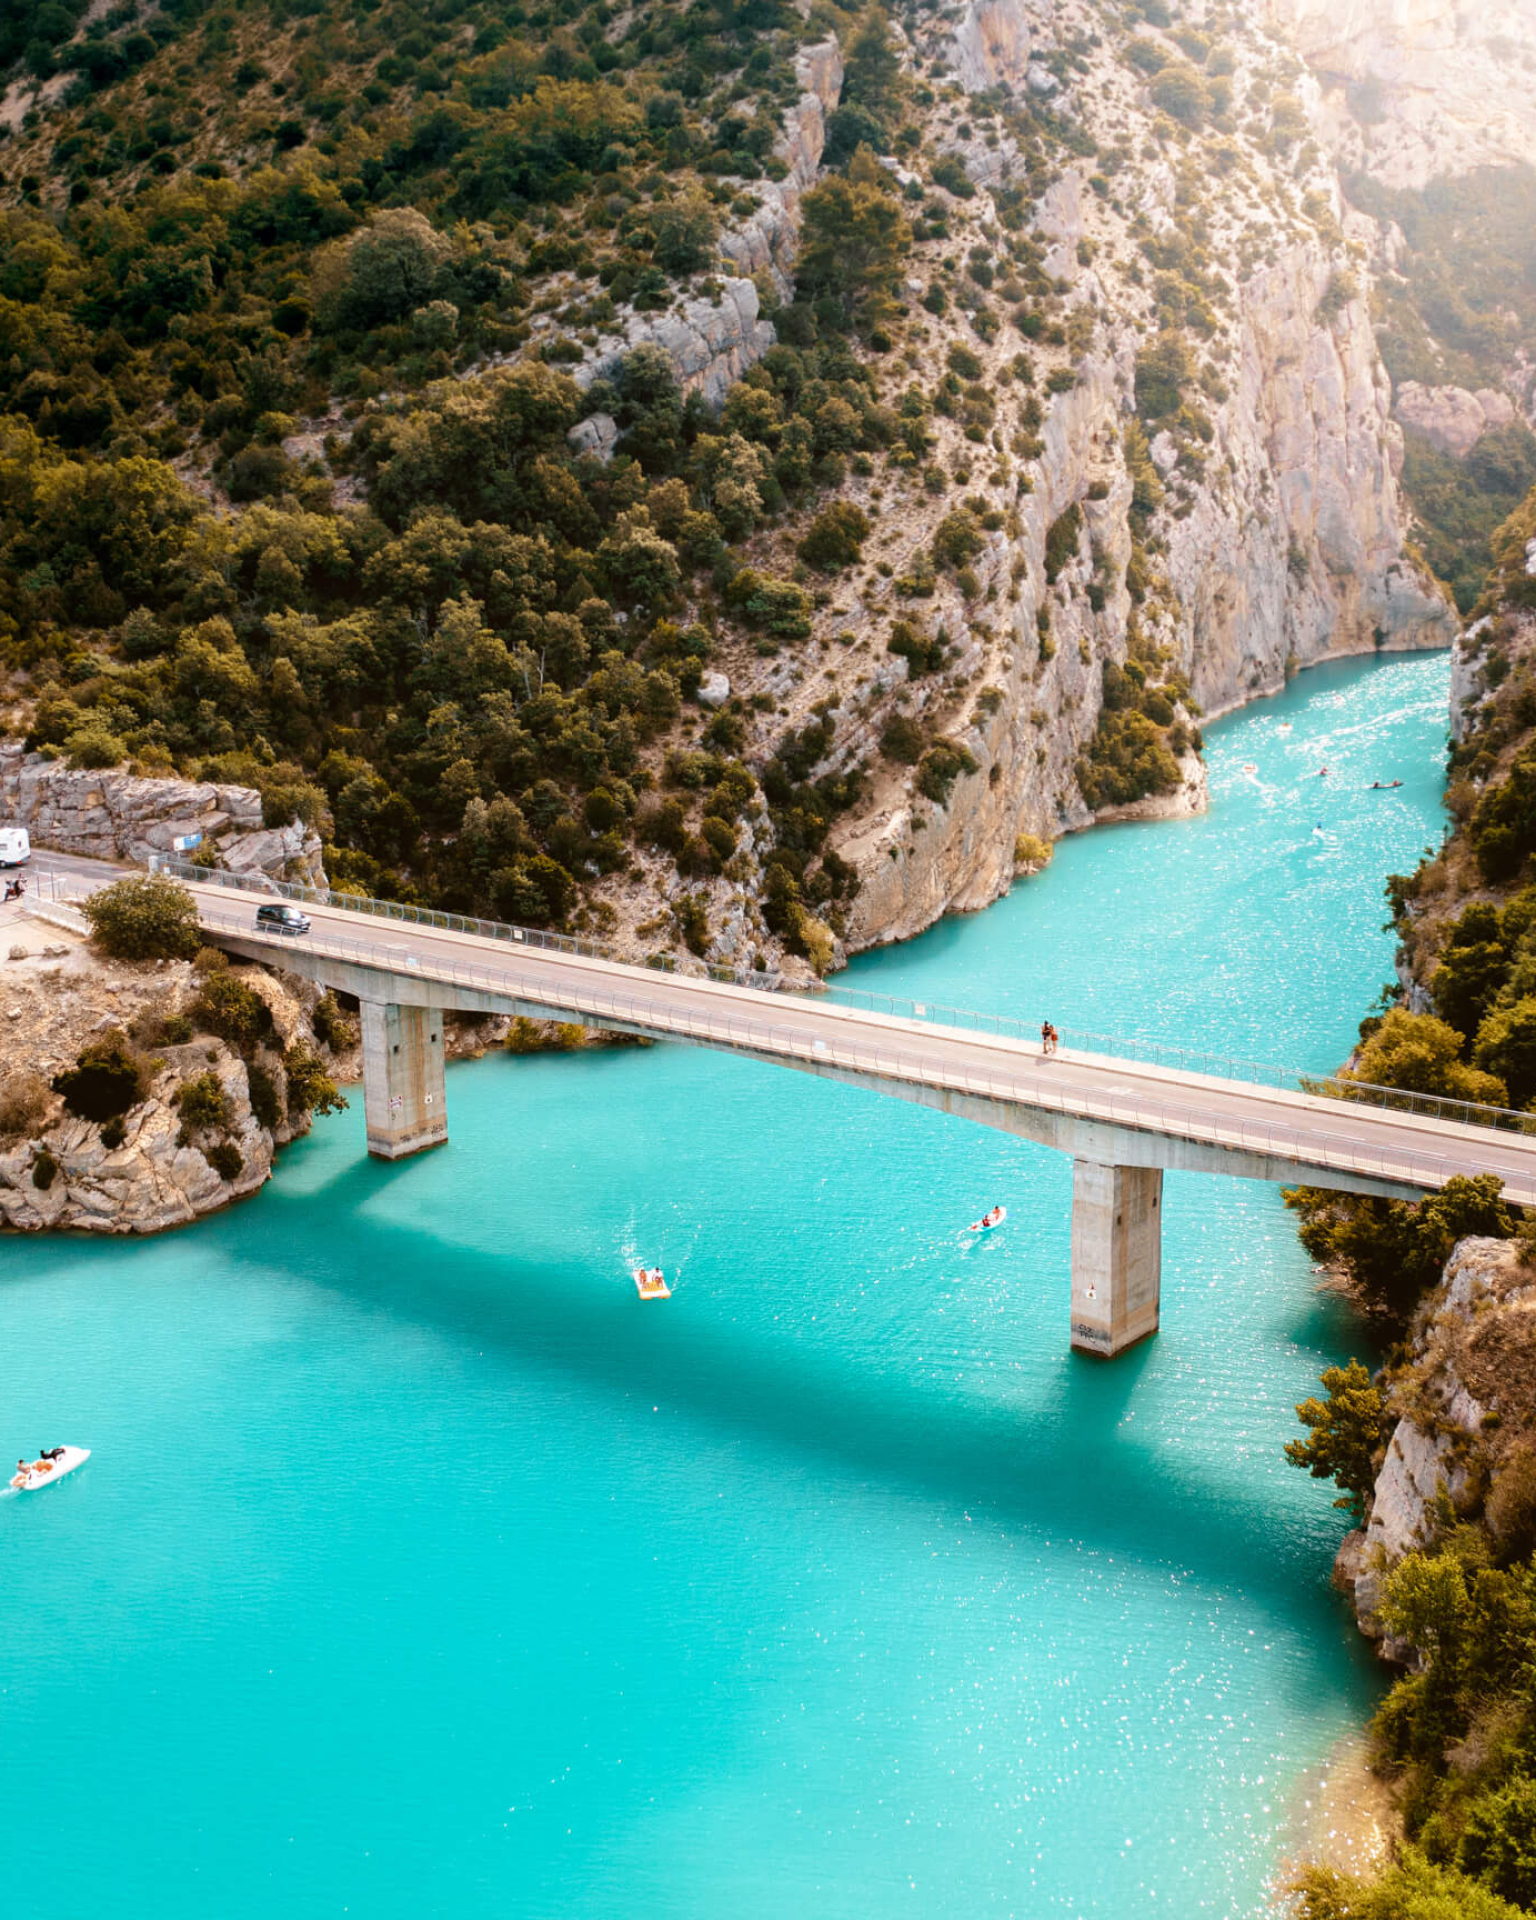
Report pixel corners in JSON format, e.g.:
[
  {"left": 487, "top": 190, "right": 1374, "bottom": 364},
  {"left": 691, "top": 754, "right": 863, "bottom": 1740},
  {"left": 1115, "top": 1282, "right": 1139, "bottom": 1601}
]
[{"left": 1, "top": 653, "right": 1448, "bottom": 1918}]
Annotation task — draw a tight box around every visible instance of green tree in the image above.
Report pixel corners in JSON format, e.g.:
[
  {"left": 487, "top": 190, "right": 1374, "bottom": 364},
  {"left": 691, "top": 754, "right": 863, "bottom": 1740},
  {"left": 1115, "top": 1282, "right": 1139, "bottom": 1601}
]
[
  {"left": 799, "top": 501, "right": 870, "bottom": 571},
  {"left": 1287, "top": 1849, "right": 1527, "bottom": 1919},
  {"left": 1381, "top": 1551, "right": 1472, "bottom": 1665},
  {"left": 1459, "top": 1777, "right": 1536, "bottom": 1909},
  {"left": 175, "top": 1070, "right": 234, "bottom": 1136},
  {"left": 190, "top": 970, "right": 272, "bottom": 1055},
  {"left": 1432, "top": 913, "right": 1510, "bottom": 1042},
  {"left": 1135, "top": 332, "right": 1192, "bottom": 423},
  {"left": 796, "top": 160, "right": 911, "bottom": 327},
  {"left": 649, "top": 189, "right": 719, "bottom": 274},
  {"left": 312, "top": 208, "right": 453, "bottom": 332},
  {"left": 1338, "top": 1008, "right": 1508, "bottom": 1107},
  {"left": 52, "top": 1031, "right": 145, "bottom": 1124},
  {"left": 83, "top": 874, "right": 201, "bottom": 962},
  {"left": 1284, "top": 1361, "right": 1389, "bottom": 1518},
  {"left": 1284, "top": 1173, "right": 1513, "bottom": 1329},
  {"left": 1474, "top": 997, "right": 1536, "bottom": 1107},
  {"left": 284, "top": 1046, "right": 348, "bottom": 1122}
]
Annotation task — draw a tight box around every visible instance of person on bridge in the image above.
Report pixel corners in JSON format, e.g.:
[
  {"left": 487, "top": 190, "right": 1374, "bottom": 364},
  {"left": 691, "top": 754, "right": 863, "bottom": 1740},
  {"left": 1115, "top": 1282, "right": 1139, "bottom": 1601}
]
[{"left": 1041, "top": 1022, "right": 1059, "bottom": 1057}]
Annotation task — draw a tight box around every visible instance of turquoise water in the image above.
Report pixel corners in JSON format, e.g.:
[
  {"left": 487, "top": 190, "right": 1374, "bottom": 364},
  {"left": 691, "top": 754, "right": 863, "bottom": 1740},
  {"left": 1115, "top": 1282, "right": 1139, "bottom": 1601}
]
[{"left": 4, "top": 653, "right": 1449, "bottom": 1919}]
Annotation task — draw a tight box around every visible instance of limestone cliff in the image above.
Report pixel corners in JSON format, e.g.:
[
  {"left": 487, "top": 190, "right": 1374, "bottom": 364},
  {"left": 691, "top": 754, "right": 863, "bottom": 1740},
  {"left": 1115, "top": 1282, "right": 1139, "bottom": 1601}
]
[
  {"left": 1261, "top": 0, "right": 1536, "bottom": 189},
  {"left": 0, "top": 904, "right": 329, "bottom": 1233},
  {"left": 0, "top": 744, "right": 326, "bottom": 885},
  {"left": 1333, "top": 1237, "right": 1536, "bottom": 1649},
  {"left": 656, "top": 0, "right": 1456, "bottom": 961}
]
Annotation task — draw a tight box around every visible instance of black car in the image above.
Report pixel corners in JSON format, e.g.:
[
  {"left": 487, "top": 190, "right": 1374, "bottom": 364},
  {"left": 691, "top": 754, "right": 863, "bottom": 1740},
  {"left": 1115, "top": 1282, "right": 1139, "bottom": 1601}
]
[{"left": 255, "top": 902, "right": 311, "bottom": 937}]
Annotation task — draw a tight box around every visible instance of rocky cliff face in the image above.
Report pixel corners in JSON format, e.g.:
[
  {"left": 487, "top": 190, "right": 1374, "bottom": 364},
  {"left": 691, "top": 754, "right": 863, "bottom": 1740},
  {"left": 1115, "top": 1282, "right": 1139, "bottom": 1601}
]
[
  {"left": 1334, "top": 1236, "right": 1536, "bottom": 1649},
  {"left": 0, "top": 905, "right": 323, "bottom": 1233},
  {"left": 1261, "top": 0, "right": 1536, "bottom": 189},
  {"left": 767, "top": 0, "right": 1454, "bottom": 955},
  {"left": 0, "top": 745, "right": 326, "bottom": 883}
]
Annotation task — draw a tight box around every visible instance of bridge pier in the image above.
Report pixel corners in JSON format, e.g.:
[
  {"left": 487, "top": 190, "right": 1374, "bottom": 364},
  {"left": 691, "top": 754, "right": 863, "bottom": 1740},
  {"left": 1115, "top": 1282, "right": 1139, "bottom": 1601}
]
[
  {"left": 360, "top": 1001, "right": 448, "bottom": 1160},
  {"left": 1069, "top": 1160, "right": 1162, "bottom": 1358}
]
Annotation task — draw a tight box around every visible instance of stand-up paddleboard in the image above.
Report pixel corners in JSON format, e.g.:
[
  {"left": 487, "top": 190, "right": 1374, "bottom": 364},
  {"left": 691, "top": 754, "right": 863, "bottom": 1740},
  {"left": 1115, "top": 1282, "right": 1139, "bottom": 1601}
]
[
  {"left": 634, "top": 1268, "right": 671, "bottom": 1300},
  {"left": 9, "top": 1446, "right": 89, "bottom": 1492},
  {"left": 968, "top": 1208, "right": 1007, "bottom": 1233}
]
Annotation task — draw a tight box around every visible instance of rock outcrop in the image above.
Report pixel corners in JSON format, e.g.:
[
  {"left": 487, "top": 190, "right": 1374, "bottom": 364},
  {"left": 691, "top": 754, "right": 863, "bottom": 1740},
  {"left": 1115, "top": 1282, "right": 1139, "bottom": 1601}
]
[
  {"left": 950, "top": 0, "right": 1035, "bottom": 94},
  {"left": 1334, "top": 1237, "right": 1536, "bottom": 1647},
  {"left": 814, "top": 5, "right": 1454, "bottom": 955},
  {"left": 0, "top": 907, "right": 331, "bottom": 1234},
  {"left": 0, "top": 745, "right": 325, "bottom": 884},
  {"left": 1262, "top": 0, "right": 1536, "bottom": 188},
  {"left": 1394, "top": 381, "right": 1520, "bottom": 457},
  {"left": 579, "top": 279, "right": 776, "bottom": 412}
]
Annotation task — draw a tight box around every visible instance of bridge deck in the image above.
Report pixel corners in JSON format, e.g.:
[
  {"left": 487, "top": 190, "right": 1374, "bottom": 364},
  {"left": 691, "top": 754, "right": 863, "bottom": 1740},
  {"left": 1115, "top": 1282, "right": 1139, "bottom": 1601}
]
[{"left": 186, "top": 883, "right": 1536, "bottom": 1208}]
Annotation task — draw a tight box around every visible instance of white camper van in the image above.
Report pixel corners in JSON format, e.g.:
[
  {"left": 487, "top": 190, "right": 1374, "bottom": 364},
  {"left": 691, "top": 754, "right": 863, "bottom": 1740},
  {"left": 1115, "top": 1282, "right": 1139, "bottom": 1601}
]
[{"left": 0, "top": 828, "right": 31, "bottom": 868}]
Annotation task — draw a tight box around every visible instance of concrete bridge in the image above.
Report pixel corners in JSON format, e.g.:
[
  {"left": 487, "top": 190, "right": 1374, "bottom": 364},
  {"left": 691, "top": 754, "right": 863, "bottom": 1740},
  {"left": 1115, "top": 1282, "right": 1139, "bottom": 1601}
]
[{"left": 69, "top": 864, "right": 1536, "bottom": 1358}]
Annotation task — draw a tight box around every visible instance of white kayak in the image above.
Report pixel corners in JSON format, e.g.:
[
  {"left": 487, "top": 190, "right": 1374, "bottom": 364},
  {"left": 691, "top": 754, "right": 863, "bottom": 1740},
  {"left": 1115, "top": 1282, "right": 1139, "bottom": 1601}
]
[
  {"left": 969, "top": 1209, "right": 1007, "bottom": 1232},
  {"left": 9, "top": 1446, "right": 89, "bottom": 1492}
]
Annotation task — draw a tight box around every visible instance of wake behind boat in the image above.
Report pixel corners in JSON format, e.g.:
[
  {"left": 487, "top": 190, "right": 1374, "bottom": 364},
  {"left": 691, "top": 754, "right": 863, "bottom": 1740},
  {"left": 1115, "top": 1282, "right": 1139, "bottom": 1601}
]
[{"left": 9, "top": 1446, "right": 89, "bottom": 1492}]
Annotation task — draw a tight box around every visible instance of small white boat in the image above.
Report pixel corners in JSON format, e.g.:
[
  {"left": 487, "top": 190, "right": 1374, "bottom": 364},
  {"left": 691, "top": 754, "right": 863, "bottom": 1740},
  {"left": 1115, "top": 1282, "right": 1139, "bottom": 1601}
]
[
  {"left": 968, "top": 1208, "right": 1007, "bottom": 1233},
  {"left": 9, "top": 1446, "right": 89, "bottom": 1492},
  {"left": 1241, "top": 763, "right": 1258, "bottom": 774},
  {"left": 634, "top": 1267, "right": 671, "bottom": 1300}
]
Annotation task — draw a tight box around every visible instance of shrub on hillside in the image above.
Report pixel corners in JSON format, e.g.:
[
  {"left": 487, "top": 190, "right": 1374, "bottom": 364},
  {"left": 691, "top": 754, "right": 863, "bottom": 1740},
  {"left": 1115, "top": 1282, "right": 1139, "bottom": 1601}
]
[
  {"left": 191, "top": 969, "right": 273, "bottom": 1055},
  {"left": 284, "top": 1047, "right": 347, "bottom": 1122},
  {"left": 0, "top": 1072, "right": 50, "bottom": 1141},
  {"left": 1338, "top": 1008, "right": 1508, "bottom": 1107},
  {"left": 83, "top": 874, "right": 201, "bottom": 962},
  {"left": 205, "top": 1140, "right": 244, "bottom": 1183},
  {"left": 798, "top": 501, "right": 870, "bottom": 572},
  {"left": 1287, "top": 1850, "right": 1526, "bottom": 1919},
  {"left": 52, "top": 1031, "right": 146, "bottom": 1123},
  {"left": 1075, "top": 710, "right": 1180, "bottom": 811},
  {"left": 1283, "top": 1360, "right": 1388, "bottom": 1519},
  {"left": 1283, "top": 1172, "right": 1513, "bottom": 1329},
  {"left": 63, "top": 723, "right": 128, "bottom": 769},
  {"left": 175, "top": 1071, "right": 233, "bottom": 1137}
]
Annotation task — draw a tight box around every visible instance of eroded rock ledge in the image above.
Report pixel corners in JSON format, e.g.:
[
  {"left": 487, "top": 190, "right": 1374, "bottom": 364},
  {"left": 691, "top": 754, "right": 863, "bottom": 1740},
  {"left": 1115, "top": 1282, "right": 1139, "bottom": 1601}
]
[{"left": 1334, "top": 1237, "right": 1536, "bottom": 1654}]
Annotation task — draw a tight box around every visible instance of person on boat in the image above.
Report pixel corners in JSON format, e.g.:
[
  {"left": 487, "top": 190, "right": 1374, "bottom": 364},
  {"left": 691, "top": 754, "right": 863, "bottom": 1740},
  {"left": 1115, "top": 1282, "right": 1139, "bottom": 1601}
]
[
  {"left": 36, "top": 1446, "right": 64, "bottom": 1462},
  {"left": 12, "top": 1459, "right": 27, "bottom": 1486}
]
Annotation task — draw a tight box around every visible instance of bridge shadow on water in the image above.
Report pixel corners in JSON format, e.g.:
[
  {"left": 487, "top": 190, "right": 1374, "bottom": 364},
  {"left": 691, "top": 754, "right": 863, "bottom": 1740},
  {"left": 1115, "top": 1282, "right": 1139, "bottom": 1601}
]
[{"left": 229, "top": 1150, "right": 1362, "bottom": 1636}]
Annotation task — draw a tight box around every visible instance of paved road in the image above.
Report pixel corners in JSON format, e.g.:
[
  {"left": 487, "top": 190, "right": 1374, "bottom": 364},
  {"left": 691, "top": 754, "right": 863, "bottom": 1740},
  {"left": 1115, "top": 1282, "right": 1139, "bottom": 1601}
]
[
  {"left": 33, "top": 861, "right": 1536, "bottom": 1202},
  {"left": 192, "top": 882, "right": 1536, "bottom": 1206}
]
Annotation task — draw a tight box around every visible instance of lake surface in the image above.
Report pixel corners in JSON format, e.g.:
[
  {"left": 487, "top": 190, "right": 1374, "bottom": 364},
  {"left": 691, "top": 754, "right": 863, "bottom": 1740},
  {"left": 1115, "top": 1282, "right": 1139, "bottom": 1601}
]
[{"left": 2, "top": 651, "right": 1450, "bottom": 1918}]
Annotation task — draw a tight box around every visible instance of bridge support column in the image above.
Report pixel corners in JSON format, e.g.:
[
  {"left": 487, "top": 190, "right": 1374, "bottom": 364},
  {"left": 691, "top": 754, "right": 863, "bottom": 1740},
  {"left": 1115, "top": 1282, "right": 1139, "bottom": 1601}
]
[
  {"left": 1069, "top": 1160, "right": 1162, "bottom": 1358},
  {"left": 360, "top": 1001, "right": 447, "bottom": 1160}
]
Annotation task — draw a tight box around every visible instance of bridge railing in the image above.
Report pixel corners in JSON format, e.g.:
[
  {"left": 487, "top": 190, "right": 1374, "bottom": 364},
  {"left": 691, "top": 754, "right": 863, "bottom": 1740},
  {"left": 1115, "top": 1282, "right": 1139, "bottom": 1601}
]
[
  {"left": 176, "top": 899, "right": 1536, "bottom": 1205},
  {"left": 794, "top": 982, "right": 1536, "bottom": 1138},
  {"left": 142, "top": 853, "right": 784, "bottom": 992},
  {"left": 46, "top": 862, "right": 1536, "bottom": 1141}
]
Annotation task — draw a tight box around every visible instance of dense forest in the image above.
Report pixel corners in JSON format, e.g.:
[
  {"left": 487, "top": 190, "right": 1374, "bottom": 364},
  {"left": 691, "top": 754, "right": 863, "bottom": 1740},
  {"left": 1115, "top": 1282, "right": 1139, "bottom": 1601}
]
[
  {"left": 0, "top": 0, "right": 1250, "bottom": 969},
  {"left": 0, "top": 0, "right": 945, "bottom": 963}
]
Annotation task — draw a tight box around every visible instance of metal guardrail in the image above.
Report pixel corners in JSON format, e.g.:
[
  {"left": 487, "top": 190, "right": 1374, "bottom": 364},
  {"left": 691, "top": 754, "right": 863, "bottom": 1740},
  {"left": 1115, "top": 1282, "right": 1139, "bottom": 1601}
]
[
  {"left": 798, "top": 983, "right": 1536, "bottom": 1138},
  {"left": 43, "top": 861, "right": 1536, "bottom": 1150},
  {"left": 172, "top": 896, "right": 1536, "bottom": 1204},
  {"left": 142, "top": 854, "right": 785, "bottom": 993}
]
